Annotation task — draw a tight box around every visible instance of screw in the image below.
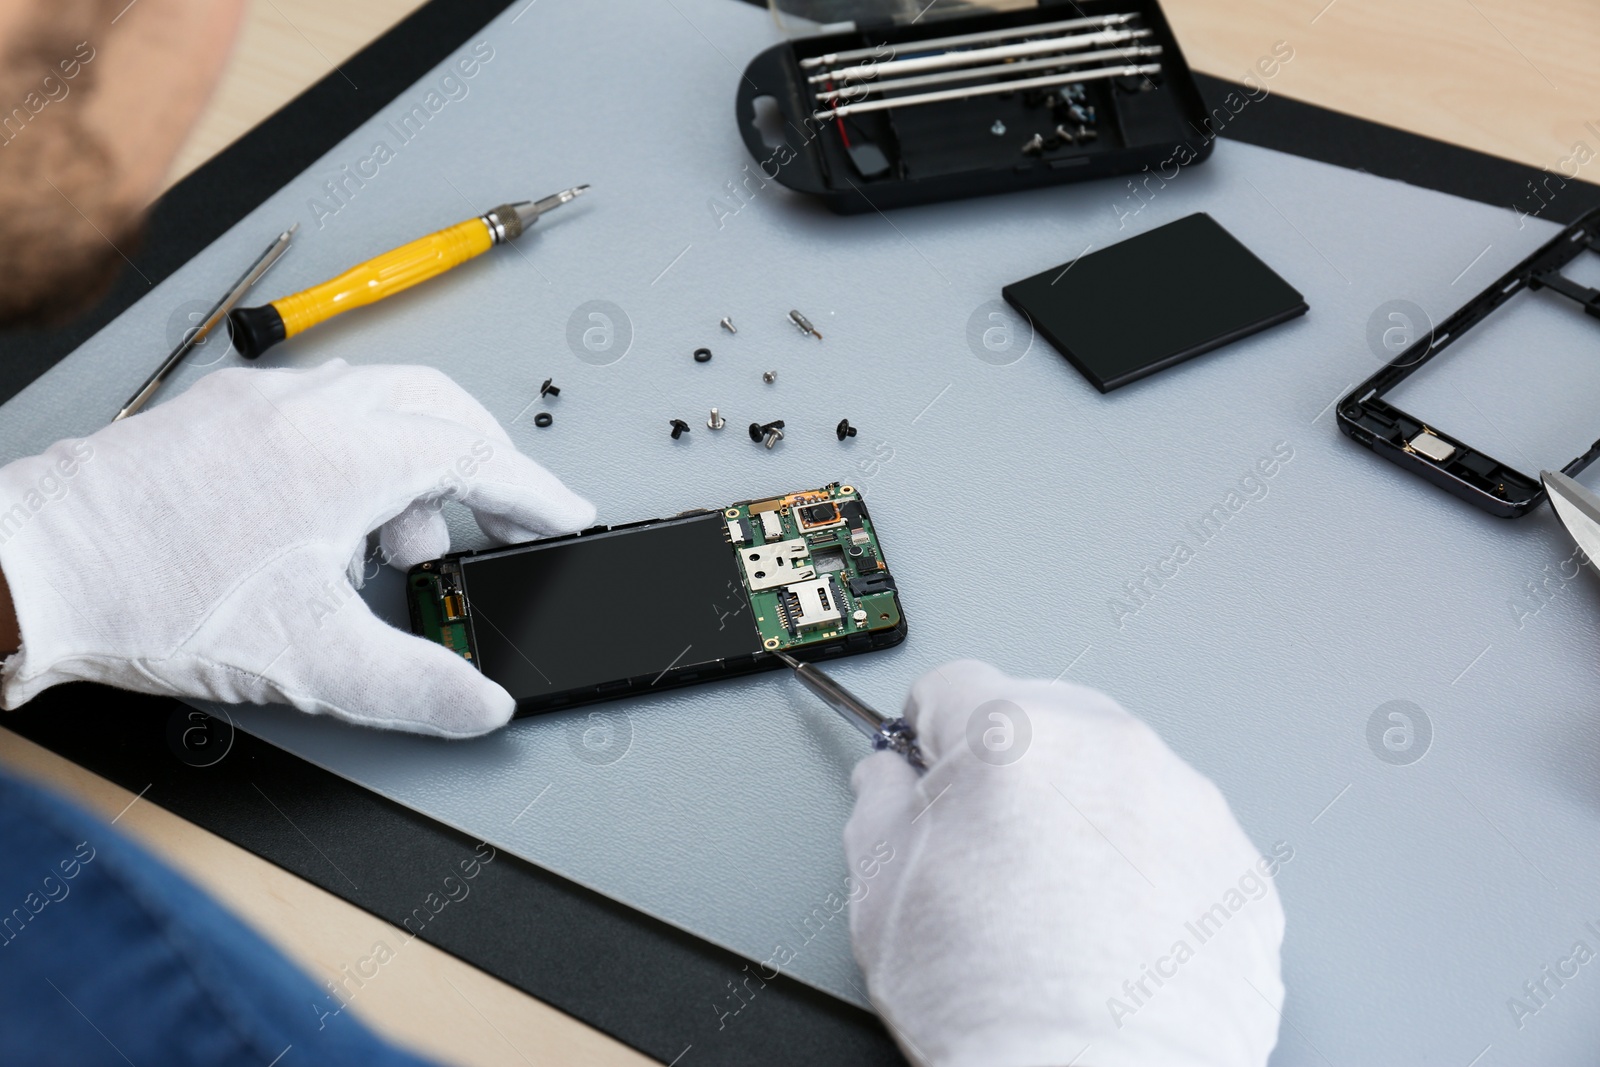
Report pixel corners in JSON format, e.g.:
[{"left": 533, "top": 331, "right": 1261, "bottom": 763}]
[
  {"left": 707, "top": 407, "right": 725, "bottom": 430},
  {"left": 539, "top": 378, "right": 560, "bottom": 397},
  {"left": 990, "top": 119, "right": 1006, "bottom": 136},
  {"left": 762, "top": 370, "right": 777, "bottom": 384},
  {"left": 836, "top": 418, "right": 857, "bottom": 441},
  {"left": 1076, "top": 124, "right": 1098, "bottom": 143},
  {"left": 1021, "top": 133, "right": 1045, "bottom": 155},
  {"left": 693, "top": 347, "right": 712, "bottom": 363},
  {"left": 788, "top": 310, "right": 822, "bottom": 340},
  {"left": 720, "top": 317, "right": 737, "bottom": 334},
  {"left": 749, "top": 419, "right": 784, "bottom": 443},
  {"left": 1054, "top": 124, "right": 1076, "bottom": 145},
  {"left": 762, "top": 426, "right": 784, "bottom": 449},
  {"left": 669, "top": 419, "right": 690, "bottom": 440},
  {"left": 534, "top": 412, "right": 553, "bottom": 428},
  {"left": 748, "top": 421, "right": 764, "bottom": 442}
]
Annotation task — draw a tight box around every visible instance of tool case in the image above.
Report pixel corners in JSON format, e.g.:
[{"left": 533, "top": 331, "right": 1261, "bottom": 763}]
[{"left": 737, "top": 0, "right": 1216, "bottom": 213}]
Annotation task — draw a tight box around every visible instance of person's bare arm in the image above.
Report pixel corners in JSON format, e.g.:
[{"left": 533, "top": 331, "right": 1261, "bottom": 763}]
[{"left": 0, "top": 570, "right": 16, "bottom": 656}]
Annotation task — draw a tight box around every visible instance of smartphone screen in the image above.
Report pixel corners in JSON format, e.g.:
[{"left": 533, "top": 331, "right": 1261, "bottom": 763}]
[
  {"left": 408, "top": 484, "right": 907, "bottom": 713},
  {"left": 457, "top": 513, "right": 761, "bottom": 701}
]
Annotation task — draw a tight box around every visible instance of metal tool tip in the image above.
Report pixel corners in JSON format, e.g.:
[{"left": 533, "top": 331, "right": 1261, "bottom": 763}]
[
  {"left": 286, "top": 222, "right": 300, "bottom": 235},
  {"left": 1542, "top": 470, "right": 1574, "bottom": 495},
  {"left": 772, "top": 649, "right": 801, "bottom": 669}
]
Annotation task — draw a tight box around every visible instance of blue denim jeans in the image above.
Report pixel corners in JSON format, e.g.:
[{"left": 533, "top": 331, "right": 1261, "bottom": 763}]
[{"left": 0, "top": 769, "right": 440, "bottom": 1066}]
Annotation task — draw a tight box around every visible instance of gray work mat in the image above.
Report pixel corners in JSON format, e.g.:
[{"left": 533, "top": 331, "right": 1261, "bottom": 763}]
[{"left": 7, "top": 1, "right": 1600, "bottom": 1063}]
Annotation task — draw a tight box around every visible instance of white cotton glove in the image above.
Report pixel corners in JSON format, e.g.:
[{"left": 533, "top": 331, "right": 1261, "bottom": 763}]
[
  {"left": 844, "top": 660, "right": 1287, "bottom": 1067},
  {"left": 0, "top": 360, "right": 594, "bottom": 737}
]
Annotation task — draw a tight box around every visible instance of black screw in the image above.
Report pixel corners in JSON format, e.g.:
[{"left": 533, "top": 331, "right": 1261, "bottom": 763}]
[
  {"left": 836, "top": 418, "right": 857, "bottom": 441},
  {"left": 693, "top": 347, "right": 712, "bottom": 363},
  {"left": 534, "top": 412, "right": 553, "bottom": 428},
  {"left": 540, "top": 378, "right": 560, "bottom": 397},
  {"left": 749, "top": 420, "right": 784, "bottom": 443},
  {"left": 669, "top": 419, "right": 690, "bottom": 440},
  {"left": 750, "top": 419, "right": 785, "bottom": 450}
]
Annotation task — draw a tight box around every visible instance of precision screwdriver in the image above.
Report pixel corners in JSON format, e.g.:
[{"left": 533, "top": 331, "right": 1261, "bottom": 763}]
[
  {"left": 772, "top": 650, "right": 927, "bottom": 773},
  {"left": 227, "top": 186, "right": 588, "bottom": 359},
  {"left": 113, "top": 223, "right": 297, "bottom": 421}
]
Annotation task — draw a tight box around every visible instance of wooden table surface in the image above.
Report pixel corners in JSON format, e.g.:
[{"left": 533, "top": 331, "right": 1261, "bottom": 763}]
[{"left": 5, "top": 1, "right": 1599, "bottom": 1064}]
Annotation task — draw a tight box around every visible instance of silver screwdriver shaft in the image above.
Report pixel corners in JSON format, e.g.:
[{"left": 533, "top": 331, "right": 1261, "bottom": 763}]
[{"left": 773, "top": 650, "right": 927, "bottom": 772}]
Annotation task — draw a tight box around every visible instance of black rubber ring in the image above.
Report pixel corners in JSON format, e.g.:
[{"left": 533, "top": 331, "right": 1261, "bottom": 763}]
[
  {"left": 534, "top": 412, "right": 553, "bottom": 428},
  {"left": 693, "top": 347, "right": 712, "bottom": 363}
]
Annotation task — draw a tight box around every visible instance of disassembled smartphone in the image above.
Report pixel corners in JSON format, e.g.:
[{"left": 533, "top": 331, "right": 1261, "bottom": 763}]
[
  {"left": 1339, "top": 206, "right": 1600, "bottom": 518},
  {"left": 407, "top": 483, "right": 906, "bottom": 714}
]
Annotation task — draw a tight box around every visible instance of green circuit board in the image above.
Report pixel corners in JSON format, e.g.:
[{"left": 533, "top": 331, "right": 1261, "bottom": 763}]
[
  {"left": 723, "top": 483, "right": 901, "bottom": 653},
  {"left": 410, "top": 569, "right": 473, "bottom": 660}
]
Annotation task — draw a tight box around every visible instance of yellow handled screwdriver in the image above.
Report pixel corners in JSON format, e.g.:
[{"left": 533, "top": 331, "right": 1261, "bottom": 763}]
[{"left": 228, "top": 185, "right": 587, "bottom": 358}]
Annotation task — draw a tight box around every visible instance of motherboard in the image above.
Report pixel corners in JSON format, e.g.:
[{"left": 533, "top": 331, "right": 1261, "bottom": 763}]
[{"left": 723, "top": 483, "right": 901, "bottom": 653}]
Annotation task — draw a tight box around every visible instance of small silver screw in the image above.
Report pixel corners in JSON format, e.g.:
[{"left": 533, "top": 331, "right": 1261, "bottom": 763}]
[
  {"left": 720, "top": 317, "right": 736, "bottom": 334},
  {"left": 788, "top": 309, "right": 822, "bottom": 340},
  {"left": 707, "top": 407, "right": 725, "bottom": 430},
  {"left": 762, "top": 370, "right": 777, "bottom": 384},
  {"left": 990, "top": 120, "right": 1006, "bottom": 136},
  {"left": 763, "top": 426, "right": 784, "bottom": 449}
]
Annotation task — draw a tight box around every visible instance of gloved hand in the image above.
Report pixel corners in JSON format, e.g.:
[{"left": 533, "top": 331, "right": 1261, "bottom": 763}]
[
  {"left": 845, "top": 660, "right": 1287, "bottom": 1067},
  {"left": 0, "top": 360, "right": 594, "bottom": 737}
]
